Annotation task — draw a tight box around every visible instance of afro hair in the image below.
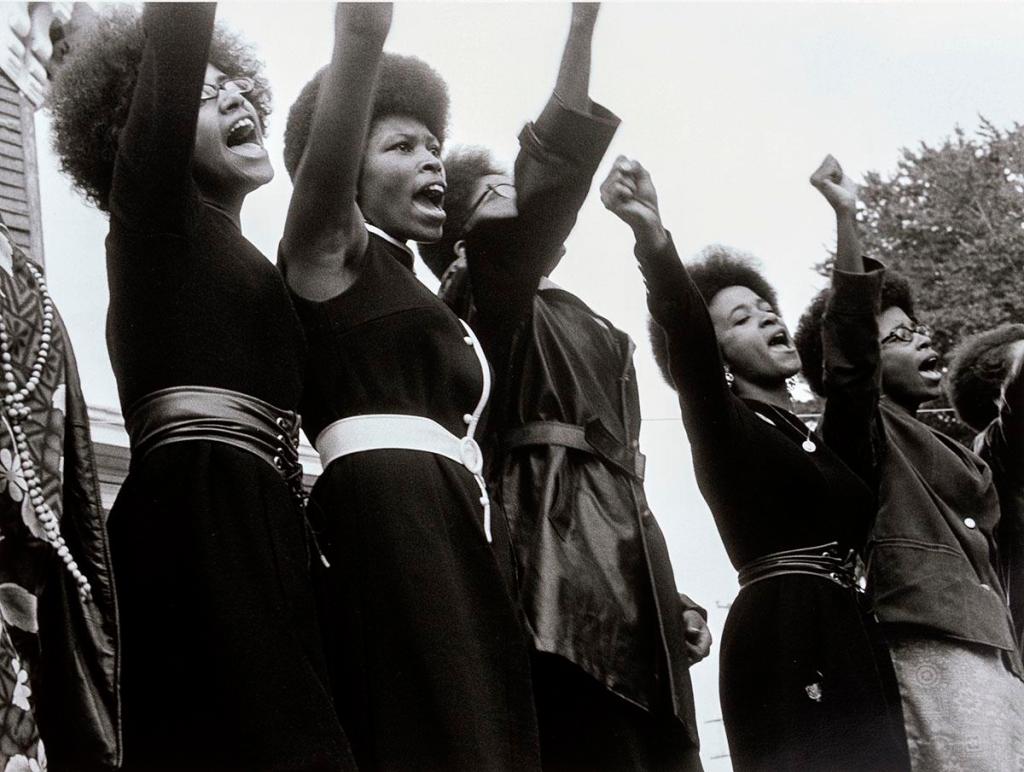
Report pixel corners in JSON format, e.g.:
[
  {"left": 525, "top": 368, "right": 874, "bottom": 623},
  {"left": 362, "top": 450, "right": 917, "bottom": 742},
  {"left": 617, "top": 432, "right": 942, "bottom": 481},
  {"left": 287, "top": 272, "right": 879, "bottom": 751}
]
[
  {"left": 945, "top": 322, "right": 1024, "bottom": 431},
  {"left": 47, "top": 5, "right": 272, "bottom": 213},
  {"left": 417, "top": 145, "right": 507, "bottom": 279},
  {"left": 283, "top": 52, "right": 449, "bottom": 182},
  {"left": 647, "top": 244, "right": 779, "bottom": 390},
  {"left": 794, "top": 270, "right": 916, "bottom": 397}
]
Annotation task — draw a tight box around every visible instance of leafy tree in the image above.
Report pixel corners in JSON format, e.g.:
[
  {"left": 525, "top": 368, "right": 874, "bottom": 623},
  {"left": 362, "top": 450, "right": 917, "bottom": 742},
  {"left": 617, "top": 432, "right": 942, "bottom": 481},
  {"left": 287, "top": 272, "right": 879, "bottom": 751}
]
[
  {"left": 817, "top": 119, "right": 1024, "bottom": 443},
  {"left": 851, "top": 118, "right": 1024, "bottom": 356}
]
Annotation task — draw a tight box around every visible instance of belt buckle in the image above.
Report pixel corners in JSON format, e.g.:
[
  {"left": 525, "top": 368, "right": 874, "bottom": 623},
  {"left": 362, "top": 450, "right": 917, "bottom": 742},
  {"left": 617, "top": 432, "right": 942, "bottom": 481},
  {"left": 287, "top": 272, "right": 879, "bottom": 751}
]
[{"left": 459, "top": 437, "right": 483, "bottom": 475}]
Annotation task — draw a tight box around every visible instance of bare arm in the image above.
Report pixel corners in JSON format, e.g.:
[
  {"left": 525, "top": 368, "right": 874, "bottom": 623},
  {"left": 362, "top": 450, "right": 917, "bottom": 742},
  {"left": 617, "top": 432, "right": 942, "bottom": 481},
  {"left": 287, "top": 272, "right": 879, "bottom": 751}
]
[
  {"left": 282, "top": 3, "right": 392, "bottom": 301},
  {"left": 810, "top": 154, "right": 863, "bottom": 275},
  {"left": 462, "top": 3, "right": 618, "bottom": 376},
  {"left": 553, "top": 3, "right": 598, "bottom": 113},
  {"left": 516, "top": 1, "right": 607, "bottom": 277}
]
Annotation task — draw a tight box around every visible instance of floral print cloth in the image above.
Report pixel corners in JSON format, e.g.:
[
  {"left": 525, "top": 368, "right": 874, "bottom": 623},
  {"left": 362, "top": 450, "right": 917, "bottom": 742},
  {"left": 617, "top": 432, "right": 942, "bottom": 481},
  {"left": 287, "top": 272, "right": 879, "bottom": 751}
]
[
  {"left": 0, "top": 240, "right": 69, "bottom": 771},
  {"left": 889, "top": 635, "right": 1024, "bottom": 771}
]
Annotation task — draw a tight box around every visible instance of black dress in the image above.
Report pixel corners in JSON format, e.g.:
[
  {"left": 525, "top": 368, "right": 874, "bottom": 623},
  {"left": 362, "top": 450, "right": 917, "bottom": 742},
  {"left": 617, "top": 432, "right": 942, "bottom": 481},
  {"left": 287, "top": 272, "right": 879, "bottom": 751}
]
[
  {"left": 641, "top": 237, "right": 909, "bottom": 771},
  {"left": 103, "top": 5, "right": 353, "bottom": 770},
  {"left": 289, "top": 232, "right": 540, "bottom": 771}
]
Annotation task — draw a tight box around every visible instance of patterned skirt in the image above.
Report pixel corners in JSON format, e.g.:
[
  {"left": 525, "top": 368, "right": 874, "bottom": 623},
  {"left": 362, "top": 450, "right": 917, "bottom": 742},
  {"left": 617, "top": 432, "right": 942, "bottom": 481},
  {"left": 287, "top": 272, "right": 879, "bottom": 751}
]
[{"left": 889, "top": 635, "right": 1024, "bottom": 771}]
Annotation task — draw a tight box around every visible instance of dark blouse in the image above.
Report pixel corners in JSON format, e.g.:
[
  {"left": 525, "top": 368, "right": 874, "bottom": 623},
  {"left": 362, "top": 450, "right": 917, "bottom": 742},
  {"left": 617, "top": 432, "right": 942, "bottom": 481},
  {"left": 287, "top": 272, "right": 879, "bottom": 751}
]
[
  {"left": 105, "top": 3, "right": 304, "bottom": 415},
  {"left": 641, "top": 237, "right": 877, "bottom": 570}
]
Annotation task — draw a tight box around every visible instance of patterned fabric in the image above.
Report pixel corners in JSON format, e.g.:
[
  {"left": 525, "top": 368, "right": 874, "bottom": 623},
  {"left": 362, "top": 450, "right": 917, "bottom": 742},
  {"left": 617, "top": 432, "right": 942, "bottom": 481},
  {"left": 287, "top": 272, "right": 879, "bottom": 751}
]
[
  {"left": 0, "top": 241, "right": 68, "bottom": 771},
  {"left": 889, "top": 635, "right": 1024, "bottom": 771}
]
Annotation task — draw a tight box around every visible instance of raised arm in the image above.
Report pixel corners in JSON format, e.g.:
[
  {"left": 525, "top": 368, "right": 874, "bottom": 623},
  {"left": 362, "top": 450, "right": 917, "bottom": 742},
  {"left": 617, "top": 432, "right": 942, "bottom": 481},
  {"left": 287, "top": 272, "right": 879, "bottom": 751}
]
[
  {"left": 601, "top": 157, "right": 735, "bottom": 446},
  {"left": 518, "top": 2, "right": 616, "bottom": 270},
  {"left": 282, "top": 3, "right": 392, "bottom": 301},
  {"left": 811, "top": 155, "right": 884, "bottom": 487},
  {"left": 551, "top": 3, "right": 598, "bottom": 115},
  {"left": 107, "top": 2, "right": 215, "bottom": 234},
  {"left": 463, "top": 3, "right": 618, "bottom": 369},
  {"left": 810, "top": 154, "right": 863, "bottom": 275}
]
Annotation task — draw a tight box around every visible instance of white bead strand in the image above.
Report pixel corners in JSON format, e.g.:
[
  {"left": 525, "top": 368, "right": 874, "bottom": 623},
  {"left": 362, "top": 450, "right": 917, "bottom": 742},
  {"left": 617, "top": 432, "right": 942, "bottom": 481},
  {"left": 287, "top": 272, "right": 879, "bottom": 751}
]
[{"left": 0, "top": 261, "right": 91, "bottom": 601}]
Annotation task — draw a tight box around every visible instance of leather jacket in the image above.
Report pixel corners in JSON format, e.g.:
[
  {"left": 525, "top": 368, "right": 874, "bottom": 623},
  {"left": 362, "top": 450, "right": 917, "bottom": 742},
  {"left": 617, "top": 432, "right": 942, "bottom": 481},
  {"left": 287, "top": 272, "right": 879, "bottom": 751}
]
[
  {"left": 496, "top": 286, "right": 702, "bottom": 742},
  {"left": 441, "top": 97, "right": 702, "bottom": 743}
]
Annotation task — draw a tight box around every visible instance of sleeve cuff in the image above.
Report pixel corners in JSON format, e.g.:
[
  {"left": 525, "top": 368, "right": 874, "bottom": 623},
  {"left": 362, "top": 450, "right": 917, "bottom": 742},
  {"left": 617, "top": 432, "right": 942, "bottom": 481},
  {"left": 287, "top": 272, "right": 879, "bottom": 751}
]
[
  {"left": 829, "top": 257, "right": 885, "bottom": 315},
  {"left": 526, "top": 93, "right": 620, "bottom": 164}
]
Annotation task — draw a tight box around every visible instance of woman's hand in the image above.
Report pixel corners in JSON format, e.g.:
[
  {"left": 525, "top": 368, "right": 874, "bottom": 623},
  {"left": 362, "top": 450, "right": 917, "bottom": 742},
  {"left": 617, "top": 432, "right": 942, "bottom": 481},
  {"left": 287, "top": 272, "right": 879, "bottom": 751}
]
[
  {"left": 600, "top": 155, "right": 668, "bottom": 253},
  {"left": 811, "top": 154, "right": 864, "bottom": 273},
  {"left": 682, "top": 607, "right": 712, "bottom": 664},
  {"left": 810, "top": 154, "right": 859, "bottom": 214}
]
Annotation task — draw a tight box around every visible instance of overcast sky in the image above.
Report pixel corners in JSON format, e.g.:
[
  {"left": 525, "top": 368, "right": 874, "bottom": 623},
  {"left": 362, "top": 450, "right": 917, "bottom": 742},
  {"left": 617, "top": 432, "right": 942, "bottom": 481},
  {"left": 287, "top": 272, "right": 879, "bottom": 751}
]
[{"left": 33, "top": 2, "right": 1024, "bottom": 766}]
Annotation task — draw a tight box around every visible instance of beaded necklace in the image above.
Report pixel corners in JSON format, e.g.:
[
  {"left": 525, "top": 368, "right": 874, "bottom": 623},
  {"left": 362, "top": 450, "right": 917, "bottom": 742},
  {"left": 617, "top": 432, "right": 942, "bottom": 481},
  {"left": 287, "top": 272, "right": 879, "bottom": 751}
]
[{"left": 0, "top": 259, "right": 91, "bottom": 601}]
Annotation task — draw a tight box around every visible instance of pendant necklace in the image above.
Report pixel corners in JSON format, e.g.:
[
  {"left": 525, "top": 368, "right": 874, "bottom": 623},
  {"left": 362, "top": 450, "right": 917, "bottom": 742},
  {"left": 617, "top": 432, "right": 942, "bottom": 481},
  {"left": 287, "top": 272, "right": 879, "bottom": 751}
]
[{"left": 765, "top": 404, "right": 817, "bottom": 453}]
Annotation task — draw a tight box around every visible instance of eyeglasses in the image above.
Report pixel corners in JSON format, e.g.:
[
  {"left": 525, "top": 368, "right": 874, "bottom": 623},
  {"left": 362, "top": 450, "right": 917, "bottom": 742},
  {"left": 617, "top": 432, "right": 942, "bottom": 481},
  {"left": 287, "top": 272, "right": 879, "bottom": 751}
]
[
  {"left": 200, "top": 77, "right": 255, "bottom": 102},
  {"left": 880, "top": 322, "right": 932, "bottom": 346},
  {"left": 465, "top": 182, "right": 516, "bottom": 223}
]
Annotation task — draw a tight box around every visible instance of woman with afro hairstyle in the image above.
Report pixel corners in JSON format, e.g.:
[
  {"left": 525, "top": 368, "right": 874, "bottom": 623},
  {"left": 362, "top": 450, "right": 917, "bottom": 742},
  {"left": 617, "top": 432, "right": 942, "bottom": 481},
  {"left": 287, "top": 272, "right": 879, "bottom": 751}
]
[
  {"left": 798, "top": 154, "right": 1024, "bottom": 770},
  {"left": 278, "top": 4, "right": 539, "bottom": 769},
  {"left": 947, "top": 324, "right": 1024, "bottom": 653},
  {"left": 601, "top": 157, "right": 910, "bottom": 771},
  {"left": 48, "top": 4, "right": 355, "bottom": 770}
]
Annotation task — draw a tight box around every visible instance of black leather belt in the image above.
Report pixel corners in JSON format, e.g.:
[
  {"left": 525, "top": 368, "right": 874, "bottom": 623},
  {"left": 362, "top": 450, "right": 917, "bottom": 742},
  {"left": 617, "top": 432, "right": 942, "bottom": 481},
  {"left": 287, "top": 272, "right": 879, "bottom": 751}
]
[
  {"left": 503, "top": 419, "right": 645, "bottom": 481},
  {"left": 738, "top": 542, "right": 863, "bottom": 591},
  {"left": 125, "top": 385, "right": 305, "bottom": 503}
]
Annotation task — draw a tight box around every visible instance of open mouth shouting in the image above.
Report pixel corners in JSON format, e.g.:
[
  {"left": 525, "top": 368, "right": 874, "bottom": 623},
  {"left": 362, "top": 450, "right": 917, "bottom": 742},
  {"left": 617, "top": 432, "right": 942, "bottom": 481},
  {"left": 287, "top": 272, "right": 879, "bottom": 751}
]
[
  {"left": 918, "top": 353, "right": 943, "bottom": 383},
  {"left": 767, "top": 328, "right": 794, "bottom": 352},
  {"left": 413, "top": 181, "right": 446, "bottom": 223},
  {"left": 225, "top": 114, "right": 264, "bottom": 157}
]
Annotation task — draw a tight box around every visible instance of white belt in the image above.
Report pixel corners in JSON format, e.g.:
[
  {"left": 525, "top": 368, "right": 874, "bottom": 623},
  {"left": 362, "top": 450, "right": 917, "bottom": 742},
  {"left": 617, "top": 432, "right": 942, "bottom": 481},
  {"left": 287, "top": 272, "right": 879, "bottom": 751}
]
[{"left": 315, "top": 413, "right": 492, "bottom": 542}]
